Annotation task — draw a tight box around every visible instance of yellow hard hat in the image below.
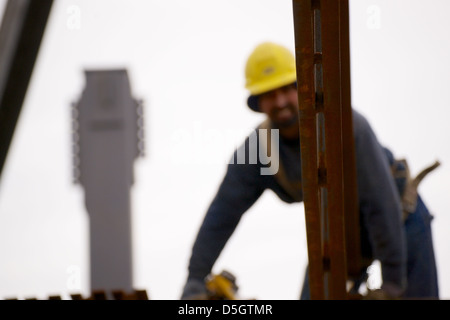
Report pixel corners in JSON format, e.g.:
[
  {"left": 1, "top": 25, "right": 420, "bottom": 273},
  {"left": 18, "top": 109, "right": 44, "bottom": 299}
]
[{"left": 245, "top": 42, "right": 297, "bottom": 111}]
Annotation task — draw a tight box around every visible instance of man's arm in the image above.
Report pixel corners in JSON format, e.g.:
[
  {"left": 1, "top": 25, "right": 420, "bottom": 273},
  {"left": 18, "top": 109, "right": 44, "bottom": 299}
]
[
  {"left": 352, "top": 110, "right": 407, "bottom": 295},
  {"left": 182, "top": 138, "right": 267, "bottom": 298}
]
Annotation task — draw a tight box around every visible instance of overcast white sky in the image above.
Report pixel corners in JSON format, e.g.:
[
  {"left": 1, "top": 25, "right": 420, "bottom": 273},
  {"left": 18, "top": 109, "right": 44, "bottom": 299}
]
[{"left": 0, "top": 0, "right": 449, "bottom": 300}]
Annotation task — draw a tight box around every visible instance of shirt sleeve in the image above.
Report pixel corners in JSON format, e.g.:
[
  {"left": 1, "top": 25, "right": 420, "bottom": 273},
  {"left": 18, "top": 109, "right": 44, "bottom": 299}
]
[
  {"left": 187, "top": 139, "right": 267, "bottom": 281},
  {"left": 352, "top": 110, "right": 407, "bottom": 290}
]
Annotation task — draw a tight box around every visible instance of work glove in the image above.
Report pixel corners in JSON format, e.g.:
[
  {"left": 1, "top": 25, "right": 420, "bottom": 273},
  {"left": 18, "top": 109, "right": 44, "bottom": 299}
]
[{"left": 180, "top": 277, "right": 209, "bottom": 300}]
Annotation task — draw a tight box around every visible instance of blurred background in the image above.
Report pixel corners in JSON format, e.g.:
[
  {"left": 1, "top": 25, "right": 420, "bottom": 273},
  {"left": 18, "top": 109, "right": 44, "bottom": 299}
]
[{"left": 0, "top": 0, "right": 448, "bottom": 300}]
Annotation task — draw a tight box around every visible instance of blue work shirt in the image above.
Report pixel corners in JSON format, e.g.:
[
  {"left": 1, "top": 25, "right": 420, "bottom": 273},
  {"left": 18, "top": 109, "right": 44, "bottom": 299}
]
[{"left": 187, "top": 109, "right": 407, "bottom": 291}]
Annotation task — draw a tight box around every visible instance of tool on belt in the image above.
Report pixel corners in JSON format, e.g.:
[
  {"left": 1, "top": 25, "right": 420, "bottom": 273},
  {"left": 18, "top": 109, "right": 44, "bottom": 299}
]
[{"left": 390, "top": 158, "right": 440, "bottom": 220}]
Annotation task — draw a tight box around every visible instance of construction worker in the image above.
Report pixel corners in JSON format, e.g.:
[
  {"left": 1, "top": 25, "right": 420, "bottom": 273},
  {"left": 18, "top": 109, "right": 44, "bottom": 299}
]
[{"left": 181, "top": 42, "right": 439, "bottom": 299}]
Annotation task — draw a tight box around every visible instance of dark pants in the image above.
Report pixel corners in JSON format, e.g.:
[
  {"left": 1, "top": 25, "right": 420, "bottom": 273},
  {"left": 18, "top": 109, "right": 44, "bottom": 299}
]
[
  {"left": 300, "top": 195, "right": 439, "bottom": 299},
  {"left": 403, "top": 195, "right": 439, "bottom": 298}
]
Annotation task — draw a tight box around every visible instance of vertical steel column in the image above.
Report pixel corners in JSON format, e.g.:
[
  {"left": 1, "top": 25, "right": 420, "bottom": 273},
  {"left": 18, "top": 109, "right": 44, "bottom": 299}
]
[
  {"left": 292, "top": 0, "right": 324, "bottom": 299},
  {"left": 0, "top": 0, "right": 53, "bottom": 178},
  {"left": 293, "top": 0, "right": 359, "bottom": 299},
  {"left": 338, "top": 1, "right": 361, "bottom": 281}
]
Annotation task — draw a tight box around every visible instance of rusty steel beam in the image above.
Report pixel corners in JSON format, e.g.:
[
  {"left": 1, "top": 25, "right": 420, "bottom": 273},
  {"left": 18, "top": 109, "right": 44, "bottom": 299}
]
[
  {"left": 321, "top": 0, "right": 347, "bottom": 299},
  {"left": 338, "top": 0, "right": 361, "bottom": 280},
  {"left": 293, "top": 0, "right": 360, "bottom": 299},
  {"left": 292, "top": 0, "right": 324, "bottom": 299}
]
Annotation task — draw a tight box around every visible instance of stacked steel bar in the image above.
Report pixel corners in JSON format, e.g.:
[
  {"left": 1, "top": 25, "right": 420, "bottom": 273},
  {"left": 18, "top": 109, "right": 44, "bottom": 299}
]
[
  {"left": 292, "top": 0, "right": 360, "bottom": 299},
  {"left": 2, "top": 289, "right": 149, "bottom": 300}
]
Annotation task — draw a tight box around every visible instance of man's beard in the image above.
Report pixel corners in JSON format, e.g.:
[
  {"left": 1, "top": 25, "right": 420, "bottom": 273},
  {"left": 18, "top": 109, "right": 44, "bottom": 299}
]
[{"left": 271, "top": 104, "right": 299, "bottom": 129}]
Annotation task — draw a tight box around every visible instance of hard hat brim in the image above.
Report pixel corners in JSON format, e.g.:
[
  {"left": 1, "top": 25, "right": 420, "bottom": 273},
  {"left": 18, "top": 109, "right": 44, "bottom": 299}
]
[
  {"left": 247, "top": 95, "right": 260, "bottom": 112},
  {"left": 246, "top": 80, "right": 297, "bottom": 113}
]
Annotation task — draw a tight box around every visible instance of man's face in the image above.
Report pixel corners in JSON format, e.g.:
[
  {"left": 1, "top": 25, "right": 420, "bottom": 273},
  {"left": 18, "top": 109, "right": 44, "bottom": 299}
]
[{"left": 258, "top": 83, "right": 299, "bottom": 129}]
